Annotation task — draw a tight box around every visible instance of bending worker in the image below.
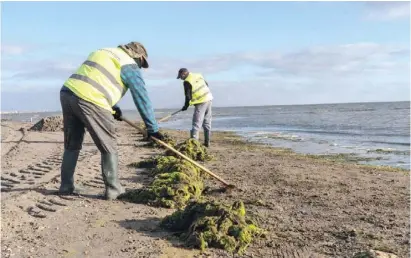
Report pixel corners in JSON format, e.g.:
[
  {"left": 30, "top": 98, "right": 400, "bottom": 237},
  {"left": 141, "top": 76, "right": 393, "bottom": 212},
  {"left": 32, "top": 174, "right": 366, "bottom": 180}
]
[
  {"left": 176, "top": 68, "right": 213, "bottom": 147},
  {"left": 59, "top": 41, "right": 164, "bottom": 200}
]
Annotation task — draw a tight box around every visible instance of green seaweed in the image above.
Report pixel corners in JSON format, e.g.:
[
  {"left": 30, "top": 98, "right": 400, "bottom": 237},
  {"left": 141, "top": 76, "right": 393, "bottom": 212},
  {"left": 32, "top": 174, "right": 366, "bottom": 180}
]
[
  {"left": 122, "top": 133, "right": 264, "bottom": 254},
  {"left": 151, "top": 155, "right": 205, "bottom": 178},
  {"left": 121, "top": 146, "right": 210, "bottom": 209},
  {"left": 146, "top": 131, "right": 177, "bottom": 148},
  {"left": 136, "top": 120, "right": 176, "bottom": 147},
  {"left": 160, "top": 200, "right": 265, "bottom": 254},
  {"left": 119, "top": 171, "right": 204, "bottom": 209},
  {"left": 166, "top": 138, "right": 213, "bottom": 161},
  {"left": 367, "top": 149, "right": 410, "bottom": 155},
  {"left": 305, "top": 153, "right": 379, "bottom": 163}
]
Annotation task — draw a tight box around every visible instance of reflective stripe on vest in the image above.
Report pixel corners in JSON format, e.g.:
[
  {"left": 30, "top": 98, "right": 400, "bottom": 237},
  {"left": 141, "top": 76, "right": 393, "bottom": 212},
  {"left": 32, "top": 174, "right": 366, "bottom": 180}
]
[
  {"left": 185, "top": 73, "right": 213, "bottom": 105},
  {"left": 63, "top": 47, "right": 135, "bottom": 111}
]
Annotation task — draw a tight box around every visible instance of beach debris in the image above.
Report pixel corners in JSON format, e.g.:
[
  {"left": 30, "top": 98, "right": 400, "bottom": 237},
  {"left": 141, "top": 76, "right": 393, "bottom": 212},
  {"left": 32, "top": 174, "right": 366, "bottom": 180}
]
[
  {"left": 166, "top": 138, "right": 213, "bottom": 161},
  {"left": 29, "top": 116, "right": 64, "bottom": 132},
  {"left": 160, "top": 199, "right": 265, "bottom": 254}
]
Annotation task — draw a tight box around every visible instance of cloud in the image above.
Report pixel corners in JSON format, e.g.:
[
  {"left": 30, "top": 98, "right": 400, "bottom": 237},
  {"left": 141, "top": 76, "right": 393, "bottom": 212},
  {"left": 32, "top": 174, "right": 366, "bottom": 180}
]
[
  {"left": 143, "top": 42, "right": 409, "bottom": 80},
  {"left": 254, "top": 43, "right": 409, "bottom": 78},
  {"left": 3, "top": 74, "right": 409, "bottom": 111},
  {"left": 7, "top": 61, "right": 78, "bottom": 81},
  {"left": 105, "top": 74, "right": 411, "bottom": 111},
  {"left": 0, "top": 44, "right": 31, "bottom": 55},
  {"left": 3, "top": 42, "right": 407, "bottom": 83},
  {"left": 1, "top": 42, "right": 409, "bottom": 111},
  {"left": 364, "top": 1, "right": 410, "bottom": 21},
  {"left": 1, "top": 57, "right": 83, "bottom": 93}
]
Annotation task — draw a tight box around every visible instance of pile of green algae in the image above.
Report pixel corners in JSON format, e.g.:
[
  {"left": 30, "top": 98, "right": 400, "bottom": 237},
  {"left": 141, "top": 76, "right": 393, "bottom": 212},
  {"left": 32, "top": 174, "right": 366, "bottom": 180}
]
[
  {"left": 120, "top": 139, "right": 210, "bottom": 209},
  {"left": 160, "top": 199, "right": 266, "bottom": 255},
  {"left": 119, "top": 136, "right": 265, "bottom": 254}
]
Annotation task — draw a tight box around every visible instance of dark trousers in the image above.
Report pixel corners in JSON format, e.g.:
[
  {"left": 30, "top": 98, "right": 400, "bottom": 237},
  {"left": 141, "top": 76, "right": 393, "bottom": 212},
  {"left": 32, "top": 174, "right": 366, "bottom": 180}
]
[{"left": 60, "top": 88, "right": 117, "bottom": 154}]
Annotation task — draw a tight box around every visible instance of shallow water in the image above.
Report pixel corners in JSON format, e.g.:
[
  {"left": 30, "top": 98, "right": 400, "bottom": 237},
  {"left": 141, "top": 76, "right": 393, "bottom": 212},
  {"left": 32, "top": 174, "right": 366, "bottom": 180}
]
[{"left": 157, "top": 101, "right": 411, "bottom": 169}]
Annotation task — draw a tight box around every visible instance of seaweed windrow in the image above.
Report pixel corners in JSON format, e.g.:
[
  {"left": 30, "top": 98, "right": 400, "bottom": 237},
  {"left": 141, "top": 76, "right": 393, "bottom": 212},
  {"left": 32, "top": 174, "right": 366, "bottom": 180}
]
[{"left": 160, "top": 200, "right": 265, "bottom": 254}]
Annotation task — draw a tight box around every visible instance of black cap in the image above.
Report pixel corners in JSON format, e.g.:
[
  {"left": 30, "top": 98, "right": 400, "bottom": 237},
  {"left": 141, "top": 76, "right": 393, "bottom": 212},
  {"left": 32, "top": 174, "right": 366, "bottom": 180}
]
[{"left": 176, "top": 68, "right": 188, "bottom": 79}]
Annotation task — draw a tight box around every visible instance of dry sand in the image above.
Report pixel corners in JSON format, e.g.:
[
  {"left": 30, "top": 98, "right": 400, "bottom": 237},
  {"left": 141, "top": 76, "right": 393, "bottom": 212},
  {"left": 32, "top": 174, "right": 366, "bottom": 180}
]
[{"left": 1, "top": 119, "right": 409, "bottom": 258}]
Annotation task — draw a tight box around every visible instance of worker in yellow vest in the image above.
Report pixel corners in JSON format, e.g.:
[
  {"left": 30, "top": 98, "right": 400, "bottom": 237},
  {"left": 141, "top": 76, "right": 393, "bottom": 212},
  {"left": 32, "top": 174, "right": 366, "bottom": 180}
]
[
  {"left": 177, "top": 68, "right": 213, "bottom": 147},
  {"left": 59, "top": 41, "right": 165, "bottom": 200}
]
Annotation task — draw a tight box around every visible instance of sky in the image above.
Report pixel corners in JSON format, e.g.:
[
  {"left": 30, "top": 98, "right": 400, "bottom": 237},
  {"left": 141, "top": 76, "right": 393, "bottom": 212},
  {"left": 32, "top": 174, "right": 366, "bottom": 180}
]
[{"left": 1, "top": 1, "right": 410, "bottom": 112}]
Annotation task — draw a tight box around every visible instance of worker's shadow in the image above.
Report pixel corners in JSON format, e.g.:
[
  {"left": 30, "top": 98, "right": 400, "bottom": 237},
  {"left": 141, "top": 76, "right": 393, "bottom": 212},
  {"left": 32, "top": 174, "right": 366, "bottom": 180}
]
[
  {"left": 121, "top": 159, "right": 158, "bottom": 186},
  {"left": 120, "top": 173, "right": 154, "bottom": 187},
  {"left": 116, "top": 217, "right": 195, "bottom": 252},
  {"left": 2, "top": 187, "right": 103, "bottom": 200},
  {"left": 1, "top": 140, "right": 138, "bottom": 147}
]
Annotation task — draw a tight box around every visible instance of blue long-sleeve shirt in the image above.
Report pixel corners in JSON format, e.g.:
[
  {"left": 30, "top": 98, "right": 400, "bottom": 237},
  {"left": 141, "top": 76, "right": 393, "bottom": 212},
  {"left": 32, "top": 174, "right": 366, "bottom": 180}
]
[{"left": 118, "top": 63, "right": 159, "bottom": 134}]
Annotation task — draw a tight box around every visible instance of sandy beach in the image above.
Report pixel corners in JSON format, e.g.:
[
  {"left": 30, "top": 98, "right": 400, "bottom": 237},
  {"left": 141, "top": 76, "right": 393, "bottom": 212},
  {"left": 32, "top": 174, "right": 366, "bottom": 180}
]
[{"left": 1, "top": 118, "right": 409, "bottom": 258}]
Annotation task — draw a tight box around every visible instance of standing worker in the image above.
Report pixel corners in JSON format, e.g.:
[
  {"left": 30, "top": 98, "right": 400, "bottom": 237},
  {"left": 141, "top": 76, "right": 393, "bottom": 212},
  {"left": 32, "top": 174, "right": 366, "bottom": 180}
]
[
  {"left": 176, "top": 68, "right": 213, "bottom": 147},
  {"left": 59, "top": 41, "right": 164, "bottom": 200}
]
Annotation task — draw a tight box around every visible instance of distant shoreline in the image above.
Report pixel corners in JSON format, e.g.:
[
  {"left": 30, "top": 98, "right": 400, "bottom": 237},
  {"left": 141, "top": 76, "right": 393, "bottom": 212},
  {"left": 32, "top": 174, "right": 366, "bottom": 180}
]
[{"left": 1, "top": 100, "right": 409, "bottom": 114}]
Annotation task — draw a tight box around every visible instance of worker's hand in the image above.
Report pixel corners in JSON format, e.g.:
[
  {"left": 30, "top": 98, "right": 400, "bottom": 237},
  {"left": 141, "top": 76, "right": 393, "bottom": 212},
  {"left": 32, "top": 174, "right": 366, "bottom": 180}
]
[
  {"left": 181, "top": 105, "right": 189, "bottom": 111},
  {"left": 112, "top": 106, "right": 122, "bottom": 121},
  {"left": 147, "top": 131, "right": 165, "bottom": 141}
]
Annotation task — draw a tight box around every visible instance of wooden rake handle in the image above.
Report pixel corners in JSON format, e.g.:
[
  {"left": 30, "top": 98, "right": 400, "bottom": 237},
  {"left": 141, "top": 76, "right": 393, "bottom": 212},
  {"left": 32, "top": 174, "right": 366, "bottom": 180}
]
[
  {"left": 121, "top": 117, "right": 233, "bottom": 188},
  {"left": 157, "top": 110, "right": 182, "bottom": 123}
]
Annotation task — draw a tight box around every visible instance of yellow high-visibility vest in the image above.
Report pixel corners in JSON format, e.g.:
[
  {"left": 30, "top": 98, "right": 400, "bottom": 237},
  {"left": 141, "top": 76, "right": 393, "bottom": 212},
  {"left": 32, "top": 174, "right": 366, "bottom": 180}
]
[
  {"left": 184, "top": 73, "right": 213, "bottom": 105},
  {"left": 63, "top": 48, "right": 135, "bottom": 111}
]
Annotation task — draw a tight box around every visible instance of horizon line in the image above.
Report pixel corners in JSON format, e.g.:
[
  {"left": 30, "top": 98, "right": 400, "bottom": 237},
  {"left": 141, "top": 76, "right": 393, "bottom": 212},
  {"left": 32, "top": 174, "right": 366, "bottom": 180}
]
[{"left": 1, "top": 100, "right": 409, "bottom": 114}]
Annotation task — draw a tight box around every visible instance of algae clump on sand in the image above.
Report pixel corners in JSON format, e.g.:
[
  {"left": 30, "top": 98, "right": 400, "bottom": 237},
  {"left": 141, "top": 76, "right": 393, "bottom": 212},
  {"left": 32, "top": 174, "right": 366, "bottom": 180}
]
[
  {"left": 129, "top": 155, "right": 204, "bottom": 178},
  {"left": 160, "top": 200, "right": 265, "bottom": 254},
  {"left": 140, "top": 131, "right": 176, "bottom": 148},
  {"left": 119, "top": 171, "right": 204, "bottom": 209},
  {"left": 151, "top": 155, "right": 205, "bottom": 178},
  {"left": 119, "top": 156, "right": 204, "bottom": 209},
  {"left": 128, "top": 155, "right": 177, "bottom": 170},
  {"left": 147, "top": 131, "right": 177, "bottom": 147},
  {"left": 166, "top": 138, "right": 213, "bottom": 161}
]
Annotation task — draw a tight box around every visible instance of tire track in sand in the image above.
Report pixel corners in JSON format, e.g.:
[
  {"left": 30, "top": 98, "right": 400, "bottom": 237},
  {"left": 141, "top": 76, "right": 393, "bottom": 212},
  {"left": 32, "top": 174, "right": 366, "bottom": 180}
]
[{"left": 24, "top": 148, "right": 103, "bottom": 219}]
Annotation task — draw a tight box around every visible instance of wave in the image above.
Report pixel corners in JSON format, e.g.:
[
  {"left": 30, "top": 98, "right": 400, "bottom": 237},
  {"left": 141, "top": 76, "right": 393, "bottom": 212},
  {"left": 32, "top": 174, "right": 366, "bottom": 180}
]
[
  {"left": 244, "top": 131, "right": 304, "bottom": 142},
  {"left": 282, "top": 128, "right": 409, "bottom": 137},
  {"left": 212, "top": 116, "right": 245, "bottom": 121},
  {"left": 366, "top": 141, "right": 410, "bottom": 147},
  {"left": 337, "top": 108, "right": 376, "bottom": 113}
]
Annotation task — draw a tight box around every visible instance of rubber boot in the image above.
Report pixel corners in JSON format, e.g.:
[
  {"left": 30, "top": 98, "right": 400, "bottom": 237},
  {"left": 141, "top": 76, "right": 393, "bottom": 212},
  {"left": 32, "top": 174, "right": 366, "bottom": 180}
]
[
  {"left": 101, "top": 153, "right": 125, "bottom": 200},
  {"left": 59, "top": 149, "right": 85, "bottom": 195},
  {"left": 190, "top": 129, "right": 198, "bottom": 140},
  {"left": 204, "top": 130, "right": 211, "bottom": 148}
]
